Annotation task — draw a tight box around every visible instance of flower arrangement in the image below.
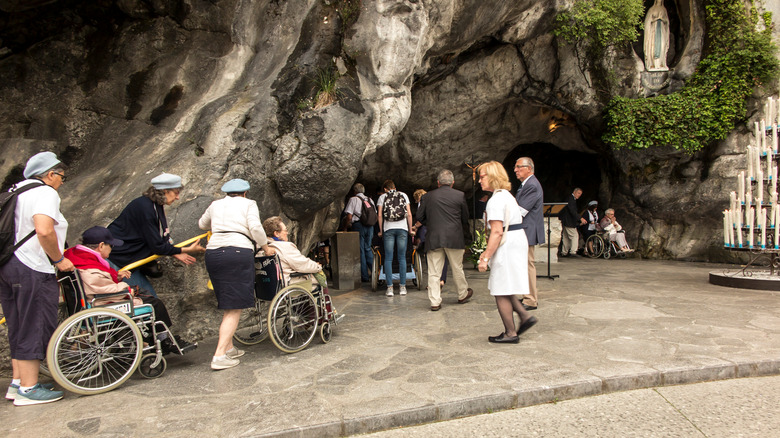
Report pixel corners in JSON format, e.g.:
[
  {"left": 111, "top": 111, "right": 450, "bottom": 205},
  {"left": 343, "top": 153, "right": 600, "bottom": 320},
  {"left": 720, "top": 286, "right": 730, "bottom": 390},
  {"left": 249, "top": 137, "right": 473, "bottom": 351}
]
[{"left": 466, "top": 229, "right": 487, "bottom": 268}]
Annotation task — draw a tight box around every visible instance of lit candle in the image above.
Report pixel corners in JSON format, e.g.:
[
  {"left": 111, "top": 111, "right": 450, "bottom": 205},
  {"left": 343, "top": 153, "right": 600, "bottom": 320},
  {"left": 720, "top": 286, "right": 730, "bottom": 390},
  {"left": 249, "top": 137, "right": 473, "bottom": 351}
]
[
  {"left": 739, "top": 170, "right": 745, "bottom": 204},
  {"left": 738, "top": 211, "right": 744, "bottom": 247},
  {"left": 755, "top": 121, "right": 761, "bottom": 148},
  {"left": 773, "top": 123, "right": 778, "bottom": 154},
  {"left": 747, "top": 146, "right": 754, "bottom": 181},
  {"left": 729, "top": 209, "right": 735, "bottom": 246},
  {"left": 724, "top": 210, "right": 729, "bottom": 247},
  {"left": 737, "top": 203, "right": 742, "bottom": 229},
  {"left": 758, "top": 169, "right": 764, "bottom": 206},
  {"left": 749, "top": 207, "right": 754, "bottom": 248},
  {"left": 761, "top": 208, "right": 767, "bottom": 249},
  {"left": 775, "top": 207, "right": 779, "bottom": 249},
  {"left": 761, "top": 120, "right": 767, "bottom": 151}
]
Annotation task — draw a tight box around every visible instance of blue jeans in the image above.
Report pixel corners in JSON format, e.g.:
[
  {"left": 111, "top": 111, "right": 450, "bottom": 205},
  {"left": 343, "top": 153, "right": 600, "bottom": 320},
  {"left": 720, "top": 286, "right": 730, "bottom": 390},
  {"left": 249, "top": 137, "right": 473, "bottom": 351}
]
[
  {"left": 108, "top": 260, "right": 158, "bottom": 297},
  {"left": 383, "top": 228, "right": 408, "bottom": 287},
  {"left": 352, "top": 222, "right": 374, "bottom": 281}
]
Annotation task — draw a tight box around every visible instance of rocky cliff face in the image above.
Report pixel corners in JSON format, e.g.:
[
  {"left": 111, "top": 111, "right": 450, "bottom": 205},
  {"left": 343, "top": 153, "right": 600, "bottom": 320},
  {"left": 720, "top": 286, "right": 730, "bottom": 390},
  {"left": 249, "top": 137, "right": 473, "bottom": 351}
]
[{"left": 0, "top": 0, "right": 777, "bottom": 347}]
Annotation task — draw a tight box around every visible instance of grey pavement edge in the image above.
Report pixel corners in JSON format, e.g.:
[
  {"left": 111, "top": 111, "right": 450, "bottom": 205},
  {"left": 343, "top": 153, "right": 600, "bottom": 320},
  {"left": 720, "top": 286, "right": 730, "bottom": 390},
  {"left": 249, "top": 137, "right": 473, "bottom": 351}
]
[
  {"left": 360, "top": 375, "right": 780, "bottom": 437},
  {"left": 1, "top": 258, "right": 779, "bottom": 437}
]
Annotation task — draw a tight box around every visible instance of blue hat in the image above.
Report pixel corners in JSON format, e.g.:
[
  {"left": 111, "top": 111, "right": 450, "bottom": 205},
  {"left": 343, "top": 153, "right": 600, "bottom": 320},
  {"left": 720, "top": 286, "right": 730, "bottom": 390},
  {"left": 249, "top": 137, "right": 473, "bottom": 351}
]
[
  {"left": 221, "top": 178, "right": 250, "bottom": 193},
  {"left": 82, "top": 226, "right": 124, "bottom": 247},
  {"left": 23, "top": 152, "right": 61, "bottom": 179},
  {"left": 151, "top": 173, "right": 182, "bottom": 190}
]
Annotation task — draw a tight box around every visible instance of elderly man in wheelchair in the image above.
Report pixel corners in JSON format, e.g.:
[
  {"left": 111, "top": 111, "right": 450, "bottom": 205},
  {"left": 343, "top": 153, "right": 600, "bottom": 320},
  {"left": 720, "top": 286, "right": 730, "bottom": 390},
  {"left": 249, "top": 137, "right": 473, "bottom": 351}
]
[
  {"left": 51, "top": 227, "right": 196, "bottom": 394},
  {"left": 232, "top": 216, "right": 343, "bottom": 354}
]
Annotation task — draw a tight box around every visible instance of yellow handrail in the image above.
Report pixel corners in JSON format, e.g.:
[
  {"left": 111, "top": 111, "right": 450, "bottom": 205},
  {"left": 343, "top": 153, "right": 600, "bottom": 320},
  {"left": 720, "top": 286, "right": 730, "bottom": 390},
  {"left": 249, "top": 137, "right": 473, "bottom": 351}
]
[{"left": 119, "top": 232, "right": 210, "bottom": 272}]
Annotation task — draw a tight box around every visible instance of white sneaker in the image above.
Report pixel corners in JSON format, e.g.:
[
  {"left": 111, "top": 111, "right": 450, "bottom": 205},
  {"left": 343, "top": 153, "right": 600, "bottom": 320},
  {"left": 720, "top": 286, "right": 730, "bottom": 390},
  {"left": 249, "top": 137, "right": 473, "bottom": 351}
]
[
  {"left": 399, "top": 286, "right": 407, "bottom": 295},
  {"left": 385, "top": 287, "right": 394, "bottom": 296},
  {"left": 211, "top": 355, "right": 240, "bottom": 370},
  {"left": 226, "top": 347, "right": 245, "bottom": 359}
]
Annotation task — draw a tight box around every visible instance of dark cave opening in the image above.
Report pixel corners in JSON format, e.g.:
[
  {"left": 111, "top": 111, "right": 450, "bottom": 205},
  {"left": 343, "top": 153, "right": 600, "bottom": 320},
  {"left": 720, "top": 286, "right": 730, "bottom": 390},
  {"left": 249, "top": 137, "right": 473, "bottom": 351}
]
[{"left": 500, "top": 142, "right": 603, "bottom": 210}]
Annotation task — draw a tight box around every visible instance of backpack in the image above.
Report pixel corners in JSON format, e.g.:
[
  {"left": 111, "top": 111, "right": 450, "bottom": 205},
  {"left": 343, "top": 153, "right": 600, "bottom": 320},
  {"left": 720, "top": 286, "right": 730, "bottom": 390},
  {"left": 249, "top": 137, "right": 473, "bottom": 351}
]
[
  {"left": 382, "top": 191, "right": 407, "bottom": 222},
  {"left": 358, "top": 195, "right": 377, "bottom": 226},
  {"left": 0, "top": 181, "right": 46, "bottom": 266}
]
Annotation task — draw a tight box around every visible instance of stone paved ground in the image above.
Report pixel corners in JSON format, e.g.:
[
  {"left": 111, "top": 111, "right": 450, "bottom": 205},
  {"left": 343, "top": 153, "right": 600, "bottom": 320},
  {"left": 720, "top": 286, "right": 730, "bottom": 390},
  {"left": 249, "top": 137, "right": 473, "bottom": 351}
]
[{"left": 1, "top": 258, "right": 779, "bottom": 437}]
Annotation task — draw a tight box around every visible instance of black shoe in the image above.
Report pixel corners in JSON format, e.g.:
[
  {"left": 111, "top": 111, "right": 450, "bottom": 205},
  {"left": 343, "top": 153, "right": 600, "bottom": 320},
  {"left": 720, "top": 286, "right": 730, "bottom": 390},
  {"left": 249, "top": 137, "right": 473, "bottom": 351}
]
[
  {"left": 517, "top": 316, "right": 538, "bottom": 336},
  {"left": 160, "top": 337, "right": 175, "bottom": 355},
  {"left": 523, "top": 304, "right": 537, "bottom": 311},
  {"left": 488, "top": 333, "right": 519, "bottom": 344}
]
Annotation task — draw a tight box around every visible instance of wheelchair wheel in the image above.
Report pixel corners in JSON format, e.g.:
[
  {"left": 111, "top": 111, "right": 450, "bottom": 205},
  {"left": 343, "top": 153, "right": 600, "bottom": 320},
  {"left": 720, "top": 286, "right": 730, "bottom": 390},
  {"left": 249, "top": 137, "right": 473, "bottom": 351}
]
[
  {"left": 585, "top": 235, "right": 604, "bottom": 258},
  {"left": 47, "top": 308, "right": 143, "bottom": 395},
  {"left": 233, "top": 300, "right": 270, "bottom": 345},
  {"left": 603, "top": 246, "right": 611, "bottom": 259},
  {"left": 413, "top": 250, "right": 425, "bottom": 290},
  {"left": 371, "top": 248, "right": 380, "bottom": 292},
  {"left": 268, "top": 284, "right": 318, "bottom": 353},
  {"left": 138, "top": 354, "right": 167, "bottom": 379},
  {"left": 319, "top": 321, "right": 332, "bottom": 344}
]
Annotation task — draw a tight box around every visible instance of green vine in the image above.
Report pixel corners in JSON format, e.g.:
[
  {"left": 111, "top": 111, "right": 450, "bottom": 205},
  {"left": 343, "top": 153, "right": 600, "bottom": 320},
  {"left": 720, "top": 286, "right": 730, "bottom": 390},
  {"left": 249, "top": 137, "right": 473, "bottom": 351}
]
[
  {"left": 603, "top": 0, "right": 779, "bottom": 152},
  {"left": 554, "top": 0, "right": 645, "bottom": 97}
]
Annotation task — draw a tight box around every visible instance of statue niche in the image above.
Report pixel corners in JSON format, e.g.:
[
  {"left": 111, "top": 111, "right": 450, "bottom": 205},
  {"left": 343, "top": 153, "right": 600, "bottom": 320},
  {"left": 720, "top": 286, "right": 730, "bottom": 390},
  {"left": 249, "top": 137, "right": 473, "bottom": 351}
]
[{"left": 644, "top": 0, "right": 670, "bottom": 72}]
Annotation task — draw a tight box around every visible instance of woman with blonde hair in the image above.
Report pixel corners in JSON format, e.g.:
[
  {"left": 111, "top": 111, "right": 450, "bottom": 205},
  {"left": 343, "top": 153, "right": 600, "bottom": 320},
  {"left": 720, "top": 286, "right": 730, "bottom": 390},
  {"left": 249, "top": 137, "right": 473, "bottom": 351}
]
[{"left": 476, "top": 161, "right": 537, "bottom": 343}]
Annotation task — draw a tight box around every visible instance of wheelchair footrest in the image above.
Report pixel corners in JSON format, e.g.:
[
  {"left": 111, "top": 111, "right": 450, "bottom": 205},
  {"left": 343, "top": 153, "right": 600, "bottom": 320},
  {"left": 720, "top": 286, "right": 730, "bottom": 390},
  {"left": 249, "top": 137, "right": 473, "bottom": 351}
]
[{"left": 178, "top": 342, "right": 198, "bottom": 355}]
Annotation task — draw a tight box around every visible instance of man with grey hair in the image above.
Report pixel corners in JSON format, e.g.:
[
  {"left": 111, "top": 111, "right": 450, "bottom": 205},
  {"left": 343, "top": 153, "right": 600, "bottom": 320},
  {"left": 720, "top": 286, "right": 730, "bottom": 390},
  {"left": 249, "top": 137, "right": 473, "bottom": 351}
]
[
  {"left": 415, "top": 169, "right": 472, "bottom": 311},
  {"left": 560, "top": 187, "right": 586, "bottom": 257},
  {"left": 514, "top": 157, "right": 544, "bottom": 310},
  {"left": 343, "top": 182, "right": 376, "bottom": 282}
]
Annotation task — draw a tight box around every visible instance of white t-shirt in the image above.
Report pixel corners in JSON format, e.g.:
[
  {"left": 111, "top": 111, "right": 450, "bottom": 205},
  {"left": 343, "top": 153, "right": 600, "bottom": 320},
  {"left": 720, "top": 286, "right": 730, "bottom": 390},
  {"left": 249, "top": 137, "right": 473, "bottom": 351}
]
[
  {"left": 14, "top": 180, "right": 68, "bottom": 274},
  {"left": 344, "top": 194, "right": 368, "bottom": 224},
  {"left": 377, "top": 190, "right": 410, "bottom": 231}
]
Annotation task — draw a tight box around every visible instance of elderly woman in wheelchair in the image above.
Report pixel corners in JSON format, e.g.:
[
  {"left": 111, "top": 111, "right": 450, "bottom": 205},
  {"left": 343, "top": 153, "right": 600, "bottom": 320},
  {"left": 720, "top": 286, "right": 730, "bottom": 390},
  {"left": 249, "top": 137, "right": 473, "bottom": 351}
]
[
  {"left": 585, "top": 209, "right": 633, "bottom": 259},
  {"left": 231, "top": 216, "right": 343, "bottom": 354},
  {"left": 52, "top": 227, "right": 196, "bottom": 394}
]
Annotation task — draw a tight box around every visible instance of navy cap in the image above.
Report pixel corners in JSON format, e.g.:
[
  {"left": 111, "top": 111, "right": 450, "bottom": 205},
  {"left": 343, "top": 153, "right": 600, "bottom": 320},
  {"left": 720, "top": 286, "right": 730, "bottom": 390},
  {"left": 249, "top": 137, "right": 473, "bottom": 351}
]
[
  {"left": 221, "top": 178, "right": 250, "bottom": 193},
  {"left": 82, "top": 226, "right": 124, "bottom": 247},
  {"left": 23, "top": 152, "right": 61, "bottom": 179},
  {"left": 151, "top": 172, "right": 182, "bottom": 190}
]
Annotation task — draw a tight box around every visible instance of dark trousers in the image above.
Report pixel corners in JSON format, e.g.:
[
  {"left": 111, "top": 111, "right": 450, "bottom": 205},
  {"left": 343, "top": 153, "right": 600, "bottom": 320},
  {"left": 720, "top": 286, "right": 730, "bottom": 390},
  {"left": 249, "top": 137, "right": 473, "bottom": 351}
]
[{"left": 0, "top": 256, "right": 58, "bottom": 360}]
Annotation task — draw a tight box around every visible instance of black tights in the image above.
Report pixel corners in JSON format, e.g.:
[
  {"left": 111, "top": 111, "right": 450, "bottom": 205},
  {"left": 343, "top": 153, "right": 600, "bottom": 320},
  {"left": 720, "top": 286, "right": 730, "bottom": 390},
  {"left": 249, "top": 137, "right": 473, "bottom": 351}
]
[{"left": 495, "top": 295, "right": 531, "bottom": 336}]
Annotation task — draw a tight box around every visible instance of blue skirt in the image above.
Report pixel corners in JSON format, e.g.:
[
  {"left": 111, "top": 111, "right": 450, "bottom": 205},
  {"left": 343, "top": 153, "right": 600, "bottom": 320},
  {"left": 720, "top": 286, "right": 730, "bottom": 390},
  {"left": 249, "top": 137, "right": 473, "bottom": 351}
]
[{"left": 205, "top": 247, "right": 255, "bottom": 310}]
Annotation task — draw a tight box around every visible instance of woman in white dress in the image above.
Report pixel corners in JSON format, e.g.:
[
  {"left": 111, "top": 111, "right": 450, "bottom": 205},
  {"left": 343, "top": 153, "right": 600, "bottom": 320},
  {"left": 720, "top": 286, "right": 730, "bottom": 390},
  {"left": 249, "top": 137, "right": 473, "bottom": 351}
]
[{"left": 477, "top": 161, "right": 538, "bottom": 343}]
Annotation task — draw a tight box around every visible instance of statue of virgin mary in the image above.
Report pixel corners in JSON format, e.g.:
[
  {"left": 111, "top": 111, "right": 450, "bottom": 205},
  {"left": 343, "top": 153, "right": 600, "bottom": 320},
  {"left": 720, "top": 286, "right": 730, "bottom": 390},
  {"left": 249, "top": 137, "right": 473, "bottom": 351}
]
[{"left": 644, "top": 0, "right": 670, "bottom": 72}]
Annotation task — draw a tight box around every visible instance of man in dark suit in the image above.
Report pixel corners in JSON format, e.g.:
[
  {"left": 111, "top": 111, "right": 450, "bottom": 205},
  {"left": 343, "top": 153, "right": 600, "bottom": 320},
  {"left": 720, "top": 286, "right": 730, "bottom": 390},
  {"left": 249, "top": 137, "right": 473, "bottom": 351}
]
[
  {"left": 560, "top": 187, "right": 586, "bottom": 256},
  {"left": 514, "top": 157, "right": 544, "bottom": 310},
  {"left": 415, "top": 169, "right": 473, "bottom": 311}
]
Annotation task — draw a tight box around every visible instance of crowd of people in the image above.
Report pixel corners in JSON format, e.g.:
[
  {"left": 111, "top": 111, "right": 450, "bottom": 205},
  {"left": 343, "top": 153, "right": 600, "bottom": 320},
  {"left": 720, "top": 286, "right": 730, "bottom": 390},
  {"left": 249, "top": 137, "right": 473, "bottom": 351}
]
[{"left": 1, "top": 151, "right": 630, "bottom": 406}]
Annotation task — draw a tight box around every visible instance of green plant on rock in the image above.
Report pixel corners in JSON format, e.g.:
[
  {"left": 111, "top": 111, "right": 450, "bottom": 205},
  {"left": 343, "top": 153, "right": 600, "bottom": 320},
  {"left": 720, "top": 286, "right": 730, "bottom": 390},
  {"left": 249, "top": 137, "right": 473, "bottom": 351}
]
[
  {"left": 313, "top": 66, "right": 341, "bottom": 109},
  {"left": 604, "top": 0, "right": 780, "bottom": 152},
  {"left": 337, "top": 0, "right": 362, "bottom": 33},
  {"left": 554, "top": 0, "right": 645, "bottom": 95}
]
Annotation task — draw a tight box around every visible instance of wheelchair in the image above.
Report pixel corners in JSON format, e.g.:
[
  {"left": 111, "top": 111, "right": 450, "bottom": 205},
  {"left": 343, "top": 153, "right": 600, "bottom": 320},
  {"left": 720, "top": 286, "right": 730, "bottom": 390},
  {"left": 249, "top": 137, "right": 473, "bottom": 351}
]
[
  {"left": 233, "top": 255, "right": 339, "bottom": 353},
  {"left": 370, "top": 234, "right": 425, "bottom": 292},
  {"left": 585, "top": 231, "right": 629, "bottom": 259},
  {"left": 46, "top": 271, "right": 196, "bottom": 395}
]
